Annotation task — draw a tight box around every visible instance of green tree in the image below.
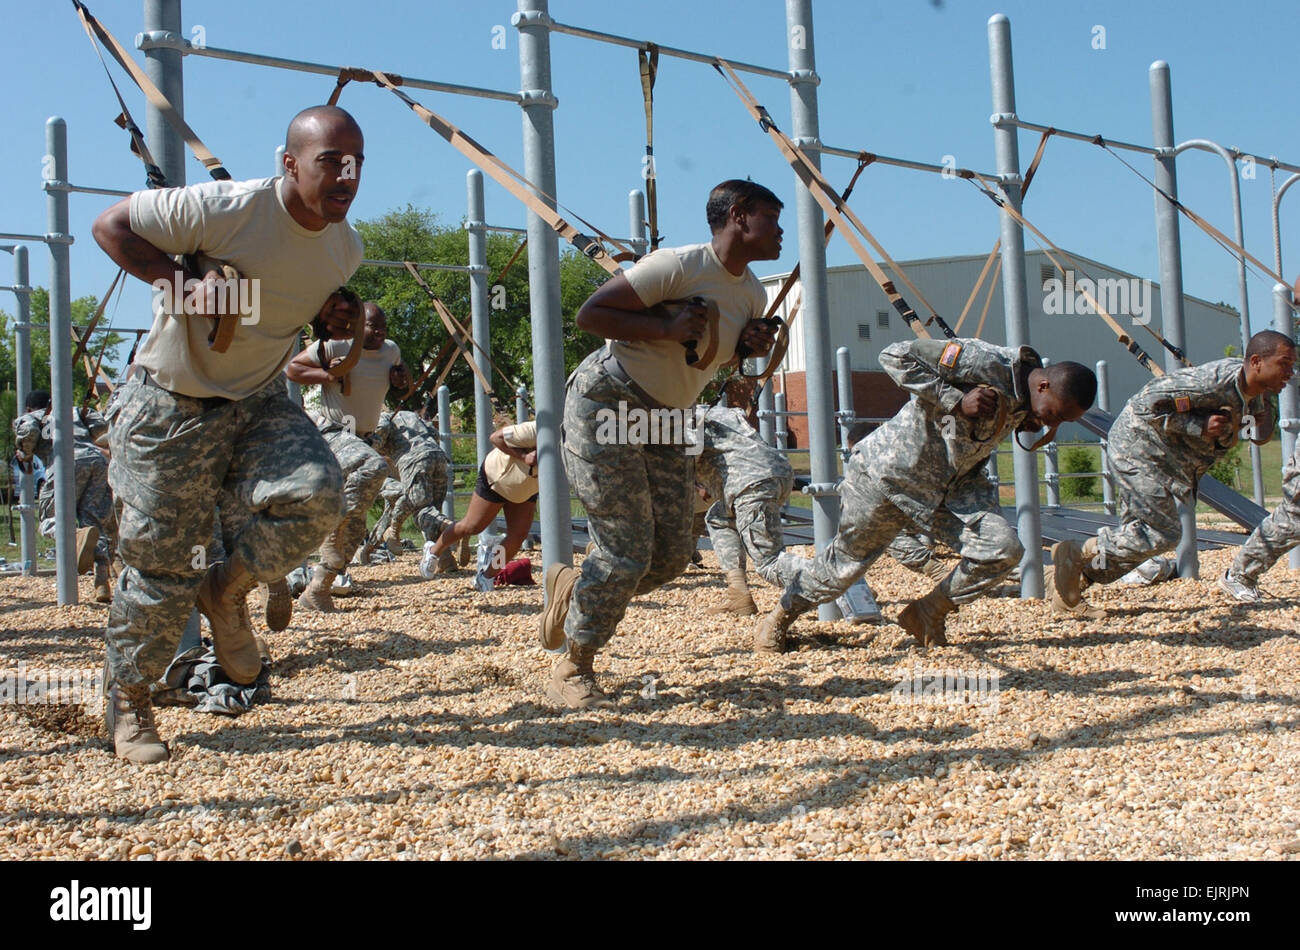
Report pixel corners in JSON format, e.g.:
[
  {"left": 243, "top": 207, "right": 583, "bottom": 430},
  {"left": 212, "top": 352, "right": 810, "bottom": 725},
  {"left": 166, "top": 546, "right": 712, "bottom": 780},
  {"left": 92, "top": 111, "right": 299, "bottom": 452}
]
[
  {"left": 25, "top": 287, "right": 126, "bottom": 401},
  {"left": 347, "top": 205, "right": 607, "bottom": 415}
]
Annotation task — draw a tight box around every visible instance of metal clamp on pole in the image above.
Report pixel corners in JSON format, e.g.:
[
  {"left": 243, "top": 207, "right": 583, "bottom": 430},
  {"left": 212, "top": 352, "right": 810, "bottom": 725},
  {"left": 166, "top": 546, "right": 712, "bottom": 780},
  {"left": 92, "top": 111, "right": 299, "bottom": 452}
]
[
  {"left": 801, "top": 482, "right": 842, "bottom": 497},
  {"left": 1278, "top": 417, "right": 1300, "bottom": 433}
]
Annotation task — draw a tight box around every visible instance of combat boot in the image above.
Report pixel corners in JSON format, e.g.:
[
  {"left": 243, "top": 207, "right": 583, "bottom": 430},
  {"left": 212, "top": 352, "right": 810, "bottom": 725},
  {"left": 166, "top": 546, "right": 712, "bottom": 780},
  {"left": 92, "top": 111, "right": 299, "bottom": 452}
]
[
  {"left": 753, "top": 600, "right": 804, "bottom": 653},
  {"left": 920, "top": 557, "right": 952, "bottom": 583},
  {"left": 264, "top": 578, "right": 293, "bottom": 631},
  {"left": 898, "top": 587, "right": 957, "bottom": 648},
  {"left": 435, "top": 549, "right": 457, "bottom": 574},
  {"left": 93, "top": 559, "right": 112, "bottom": 604},
  {"left": 297, "top": 565, "right": 337, "bottom": 613},
  {"left": 105, "top": 674, "right": 169, "bottom": 764},
  {"left": 1048, "top": 539, "right": 1085, "bottom": 608},
  {"left": 383, "top": 524, "right": 403, "bottom": 556},
  {"left": 546, "top": 640, "right": 613, "bottom": 709},
  {"left": 538, "top": 563, "right": 579, "bottom": 652},
  {"left": 76, "top": 525, "right": 99, "bottom": 575},
  {"left": 708, "top": 569, "right": 757, "bottom": 616},
  {"left": 355, "top": 540, "right": 375, "bottom": 566},
  {"left": 195, "top": 557, "right": 263, "bottom": 684},
  {"left": 456, "top": 535, "right": 473, "bottom": 567}
]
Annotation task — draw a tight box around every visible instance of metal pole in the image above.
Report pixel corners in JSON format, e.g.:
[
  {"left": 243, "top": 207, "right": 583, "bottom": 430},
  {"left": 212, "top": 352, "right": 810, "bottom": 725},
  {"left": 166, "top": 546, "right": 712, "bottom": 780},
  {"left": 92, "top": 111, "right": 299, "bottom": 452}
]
[
  {"left": 628, "top": 190, "right": 648, "bottom": 259},
  {"left": 1173, "top": 139, "right": 1262, "bottom": 504},
  {"left": 437, "top": 385, "right": 455, "bottom": 526},
  {"left": 835, "top": 346, "right": 853, "bottom": 455},
  {"left": 274, "top": 145, "right": 303, "bottom": 406},
  {"left": 1042, "top": 357, "right": 1059, "bottom": 508},
  {"left": 1273, "top": 285, "right": 1300, "bottom": 569},
  {"left": 514, "top": 0, "right": 572, "bottom": 569},
  {"left": 786, "top": 0, "right": 839, "bottom": 621},
  {"left": 46, "top": 118, "right": 77, "bottom": 604},
  {"left": 274, "top": 145, "right": 285, "bottom": 177},
  {"left": 1150, "top": 61, "right": 1197, "bottom": 579},
  {"left": 989, "top": 14, "right": 1043, "bottom": 598},
  {"left": 516, "top": 384, "right": 529, "bottom": 424},
  {"left": 143, "top": 0, "right": 185, "bottom": 189},
  {"left": 758, "top": 372, "right": 776, "bottom": 446},
  {"left": 13, "top": 246, "right": 35, "bottom": 575},
  {"left": 467, "top": 170, "right": 493, "bottom": 467},
  {"left": 1097, "top": 360, "right": 1116, "bottom": 515},
  {"left": 774, "top": 392, "right": 789, "bottom": 452}
]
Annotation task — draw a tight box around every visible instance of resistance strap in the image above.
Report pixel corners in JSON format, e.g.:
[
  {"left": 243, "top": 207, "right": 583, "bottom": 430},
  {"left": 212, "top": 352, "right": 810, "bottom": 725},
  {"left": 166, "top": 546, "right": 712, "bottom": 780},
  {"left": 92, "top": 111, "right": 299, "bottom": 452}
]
[
  {"left": 967, "top": 171, "right": 1170, "bottom": 377},
  {"left": 713, "top": 59, "right": 952, "bottom": 341},
  {"left": 639, "top": 44, "right": 662, "bottom": 251}
]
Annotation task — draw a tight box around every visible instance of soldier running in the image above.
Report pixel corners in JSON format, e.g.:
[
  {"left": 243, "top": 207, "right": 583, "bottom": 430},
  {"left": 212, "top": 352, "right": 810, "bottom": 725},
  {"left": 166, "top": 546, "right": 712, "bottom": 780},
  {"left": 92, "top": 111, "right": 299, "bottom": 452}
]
[
  {"left": 364, "top": 401, "right": 454, "bottom": 574},
  {"left": 696, "top": 402, "right": 797, "bottom": 616},
  {"left": 537, "top": 179, "right": 782, "bottom": 708},
  {"left": 753, "top": 338, "right": 1096, "bottom": 652},
  {"left": 91, "top": 105, "right": 366, "bottom": 762},
  {"left": 1051, "top": 329, "right": 1295, "bottom": 615},
  {"left": 287, "top": 301, "right": 409, "bottom": 611}
]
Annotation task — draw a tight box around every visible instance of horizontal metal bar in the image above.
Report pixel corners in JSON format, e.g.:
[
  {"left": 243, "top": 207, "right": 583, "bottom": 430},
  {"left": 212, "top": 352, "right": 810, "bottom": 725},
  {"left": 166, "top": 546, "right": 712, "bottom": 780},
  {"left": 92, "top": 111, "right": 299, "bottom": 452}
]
[
  {"left": 0, "top": 232, "right": 61, "bottom": 244},
  {"left": 137, "top": 33, "right": 522, "bottom": 103},
  {"left": 0, "top": 285, "right": 32, "bottom": 295},
  {"left": 42, "top": 180, "right": 133, "bottom": 198},
  {"left": 1007, "top": 117, "right": 1159, "bottom": 156},
  {"left": 15, "top": 323, "right": 146, "bottom": 334},
  {"left": 821, "top": 144, "right": 999, "bottom": 181},
  {"left": 360, "top": 259, "right": 472, "bottom": 273},
  {"left": 544, "top": 19, "right": 791, "bottom": 80},
  {"left": 482, "top": 224, "right": 527, "bottom": 235}
]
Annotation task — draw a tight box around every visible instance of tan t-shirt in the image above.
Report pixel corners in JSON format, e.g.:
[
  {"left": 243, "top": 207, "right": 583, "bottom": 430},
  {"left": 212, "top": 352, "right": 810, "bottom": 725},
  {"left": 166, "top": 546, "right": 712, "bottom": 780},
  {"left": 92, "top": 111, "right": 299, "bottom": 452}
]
[
  {"left": 613, "top": 243, "right": 767, "bottom": 409},
  {"left": 482, "top": 421, "right": 538, "bottom": 503},
  {"left": 305, "top": 338, "right": 401, "bottom": 434},
  {"left": 129, "top": 177, "right": 364, "bottom": 399}
]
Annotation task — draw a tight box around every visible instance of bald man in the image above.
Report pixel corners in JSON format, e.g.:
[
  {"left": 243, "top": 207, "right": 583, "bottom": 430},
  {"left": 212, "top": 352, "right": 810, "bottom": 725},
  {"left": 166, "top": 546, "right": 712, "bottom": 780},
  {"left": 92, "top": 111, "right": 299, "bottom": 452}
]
[{"left": 92, "top": 105, "right": 366, "bottom": 762}]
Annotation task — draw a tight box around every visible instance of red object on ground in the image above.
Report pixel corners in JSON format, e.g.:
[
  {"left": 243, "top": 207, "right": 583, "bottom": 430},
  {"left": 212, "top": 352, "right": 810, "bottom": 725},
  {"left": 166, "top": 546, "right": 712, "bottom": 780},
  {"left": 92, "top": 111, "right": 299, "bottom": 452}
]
[{"left": 493, "top": 558, "right": 535, "bottom": 587}]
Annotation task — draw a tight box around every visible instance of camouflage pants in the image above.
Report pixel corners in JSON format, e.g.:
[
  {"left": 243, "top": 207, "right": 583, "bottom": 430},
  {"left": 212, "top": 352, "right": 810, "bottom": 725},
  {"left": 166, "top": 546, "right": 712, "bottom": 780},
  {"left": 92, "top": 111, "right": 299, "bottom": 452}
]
[
  {"left": 37, "top": 443, "right": 116, "bottom": 566},
  {"left": 319, "top": 424, "right": 389, "bottom": 571},
  {"left": 106, "top": 378, "right": 344, "bottom": 686},
  {"left": 885, "top": 532, "right": 936, "bottom": 572},
  {"left": 705, "top": 475, "right": 799, "bottom": 588},
  {"left": 1085, "top": 459, "right": 1187, "bottom": 585},
  {"left": 371, "top": 451, "right": 452, "bottom": 543},
  {"left": 1233, "top": 489, "right": 1300, "bottom": 584},
  {"left": 562, "top": 352, "right": 696, "bottom": 649},
  {"left": 780, "top": 452, "right": 1022, "bottom": 612}
]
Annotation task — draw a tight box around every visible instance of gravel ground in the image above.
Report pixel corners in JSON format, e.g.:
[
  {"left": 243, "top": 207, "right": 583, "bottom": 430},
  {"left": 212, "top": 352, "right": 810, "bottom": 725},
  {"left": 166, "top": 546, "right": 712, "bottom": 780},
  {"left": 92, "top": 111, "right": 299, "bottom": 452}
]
[{"left": 1, "top": 540, "right": 1297, "bottom": 861}]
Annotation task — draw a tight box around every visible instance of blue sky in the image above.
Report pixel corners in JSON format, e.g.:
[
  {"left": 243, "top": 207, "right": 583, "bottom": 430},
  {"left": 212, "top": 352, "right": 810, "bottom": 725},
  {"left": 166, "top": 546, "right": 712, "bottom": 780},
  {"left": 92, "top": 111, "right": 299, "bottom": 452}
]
[{"left": 3, "top": 0, "right": 1300, "bottom": 360}]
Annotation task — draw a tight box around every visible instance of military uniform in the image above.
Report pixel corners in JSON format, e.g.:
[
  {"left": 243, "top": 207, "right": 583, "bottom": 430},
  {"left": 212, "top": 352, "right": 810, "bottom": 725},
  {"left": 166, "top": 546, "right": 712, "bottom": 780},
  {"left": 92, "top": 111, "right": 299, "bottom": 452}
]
[
  {"left": 885, "top": 532, "right": 937, "bottom": 572},
  {"left": 777, "top": 338, "right": 1030, "bottom": 614},
  {"left": 1232, "top": 438, "right": 1300, "bottom": 584},
  {"left": 369, "top": 409, "right": 452, "bottom": 544},
  {"left": 20, "top": 407, "right": 116, "bottom": 570},
  {"left": 106, "top": 174, "right": 360, "bottom": 689},
  {"left": 1084, "top": 358, "right": 1270, "bottom": 584},
  {"left": 310, "top": 418, "right": 389, "bottom": 572},
  {"left": 696, "top": 404, "right": 797, "bottom": 587}
]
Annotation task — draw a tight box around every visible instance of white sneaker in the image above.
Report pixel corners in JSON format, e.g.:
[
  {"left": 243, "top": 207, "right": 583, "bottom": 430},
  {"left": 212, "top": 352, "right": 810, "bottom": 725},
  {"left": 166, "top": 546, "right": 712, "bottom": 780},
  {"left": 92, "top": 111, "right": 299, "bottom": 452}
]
[
  {"left": 473, "top": 569, "right": 493, "bottom": 593},
  {"left": 1218, "top": 569, "right": 1260, "bottom": 603},
  {"left": 1119, "top": 556, "right": 1176, "bottom": 586},
  {"left": 836, "top": 578, "right": 882, "bottom": 625},
  {"left": 419, "top": 541, "right": 439, "bottom": 580}
]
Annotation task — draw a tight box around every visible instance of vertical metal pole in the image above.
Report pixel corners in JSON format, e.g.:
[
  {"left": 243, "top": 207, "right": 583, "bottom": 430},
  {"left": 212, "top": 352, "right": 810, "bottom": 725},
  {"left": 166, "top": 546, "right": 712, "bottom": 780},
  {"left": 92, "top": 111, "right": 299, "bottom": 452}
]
[
  {"left": 13, "top": 246, "right": 35, "bottom": 575},
  {"left": 628, "top": 190, "right": 648, "bottom": 259},
  {"left": 516, "top": 384, "right": 529, "bottom": 424},
  {"left": 467, "top": 170, "right": 493, "bottom": 466},
  {"left": 758, "top": 373, "right": 776, "bottom": 445},
  {"left": 774, "top": 392, "right": 789, "bottom": 452},
  {"left": 46, "top": 117, "right": 76, "bottom": 604},
  {"left": 274, "top": 145, "right": 285, "bottom": 177},
  {"left": 1230, "top": 164, "right": 1265, "bottom": 506},
  {"left": 142, "top": 0, "right": 186, "bottom": 189},
  {"left": 989, "top": 14, "right": 1044, "bottom": 598},
  {"left": 1273, "top": 285, "right": 1300, "bottom": 569},
  {"left": 437, "top": 385, "right": 455, "bottom": 526},
  {"left": 787, "top": 0, "right": 839, "bottom": 620},
  {"left": 513, "top": 0, "right": 571, "bottom": 569},
  {"left": 835, "top": 346, "right": 853, "bottom": 455},
  {"left": 1097, "top": 360, "right": 1116, "bottom": 515},
  {"left": 1150, "top": 61, "right": 1197, "bottom": 579}
]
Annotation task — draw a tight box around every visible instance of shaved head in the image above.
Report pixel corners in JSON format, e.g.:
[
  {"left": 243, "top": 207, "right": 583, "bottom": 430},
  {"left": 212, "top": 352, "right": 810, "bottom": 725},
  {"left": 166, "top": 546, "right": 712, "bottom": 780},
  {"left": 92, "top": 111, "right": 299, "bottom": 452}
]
[{"left": 285, "top": 105, "right": 362, "bottom": 154}]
